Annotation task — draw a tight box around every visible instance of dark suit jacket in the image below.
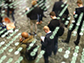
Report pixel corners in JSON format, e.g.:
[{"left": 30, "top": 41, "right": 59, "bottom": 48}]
[
  {"left": 48, "top": 19, "right": 64, "bottom": 36},
  {"left": 27, "top": 5, "right": 39, "bottom": 20},
  {"left": 52, "top": 1, "right": 63, "bottom": 17},
  {"left": 52, "top": 1, "right": 69, "bottom": 17},
  {"left": 72, "top": 6, "right": 84, "bottom": 33},
  {"left": 41, "top": 32, "right": 54, "bottom": 56},
  {"left": 48, "top": 19, "right": 60, "bottom": 31}
]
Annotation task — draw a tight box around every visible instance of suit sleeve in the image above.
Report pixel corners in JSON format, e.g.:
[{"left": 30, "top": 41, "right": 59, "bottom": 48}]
[
  {"left": 52, "top": 3, "right": 56, "bottom": 11},
  {"left": 41, "top": 36, "right": 49, "bottom": 50}
]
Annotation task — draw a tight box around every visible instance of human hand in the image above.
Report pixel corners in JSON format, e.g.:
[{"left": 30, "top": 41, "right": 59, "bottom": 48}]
[
  {"left": 19, "top": 38, "right": 23, "bottom": 42},
  {"left": 73, "top": 11, "right": 76, "bottom": 15}
]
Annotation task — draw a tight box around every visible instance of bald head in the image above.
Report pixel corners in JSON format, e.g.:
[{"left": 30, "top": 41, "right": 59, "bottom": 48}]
[
  {"left": 21, "top": 32, "right": 29, "bottom": 38},
  {"left": 43, "top": 26, "right": 50, "bottom": 33}
]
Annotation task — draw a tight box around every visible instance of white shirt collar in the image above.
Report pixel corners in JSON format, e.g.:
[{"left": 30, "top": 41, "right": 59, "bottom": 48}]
[
  {"left": 46, "top": 31, "right": 51, "bottom": 34},
  {"left": 53, "top": 16, "right": 57, "bottom": 19},
  {"left": 79, "top": 6, "right": 83, "bottom": 8}
]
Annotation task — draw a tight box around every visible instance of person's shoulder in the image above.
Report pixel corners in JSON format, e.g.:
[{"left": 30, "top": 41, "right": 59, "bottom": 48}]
[
  {"left": 79, "top": 7, "right": 84, "bottom": 10},
  {"left": 51, "top": 19, "right": 57, "bottom": 21},
  {"left": 22, "top": 35, "right": 34, "bottom": 43},
  {"left": 28, "top": 36, "right": 35, "bottom": 43},
  {"left": 49, "top": 19, "right": 59, "bottom": 25},
  {"left": 76, "top": 7, "right": 84, "bottom": 12},
  {"left": 46, "top": 32, "right": 52, "bottom": 38}
]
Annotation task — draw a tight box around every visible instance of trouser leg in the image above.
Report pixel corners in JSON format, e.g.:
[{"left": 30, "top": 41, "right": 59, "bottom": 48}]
[
  {"left": 34, "top": 20, "right": 37, "bottom": 33},
  {"left": 44, "top": 55, "right": 49, "bottom": 63},
  {"left": 11, "top": 11, "right": 15, "bottom": 21},
  {"left": 65, "top": 30, "right": 72, "bottom": 43},
  {"left": 75, "top": 33, "right": 81, "bottom": 44},
  {"left": 53, "top": 37, "right": 58, "bottom": 55},
  {"left": 7, "top": 8, "right": 9, "bottom": 17},
  {"left": 30, "top": 20, "right": 33, "bottom": 34}
]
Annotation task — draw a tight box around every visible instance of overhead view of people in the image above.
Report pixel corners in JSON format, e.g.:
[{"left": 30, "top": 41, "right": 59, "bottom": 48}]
[{"left": 0, "top": 0, "right": 84, "bottom": 63}]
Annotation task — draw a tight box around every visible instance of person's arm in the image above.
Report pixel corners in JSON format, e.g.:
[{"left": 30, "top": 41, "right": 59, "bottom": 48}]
[
  {"left": 73, "top": 8, "right": 77, "bottom": 16},
  {"left": 66, "top": 8, "right": 69, "bottom": 16},
  {"left": 41, "top": 36, "right": 49, "bottom": 50},
  {"left": 52, "top": 3, "right": 56, "bottom": 11},
  {"left": 19, "top": 38, "right": 23, "bottom": 42},
  {"left": 22, "top": 36, "right": 33, "bottom": 43}
]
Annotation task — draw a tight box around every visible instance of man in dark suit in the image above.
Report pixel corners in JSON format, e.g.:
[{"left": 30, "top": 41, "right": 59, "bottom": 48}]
[
  {"left": 41, "top": 26, "right": 55, "bottom": 63},
  {"left": 52, "top": 0, "right": 69, "bottom": 27},
  {"left": 52, "top": 0, "right": 63, "bottom": 17},
  {"left": 48, "top": 11, "right": 64, "bottom": 55},
  {"left": 62, "top": 0, "right": 84, "bottom": 45}
]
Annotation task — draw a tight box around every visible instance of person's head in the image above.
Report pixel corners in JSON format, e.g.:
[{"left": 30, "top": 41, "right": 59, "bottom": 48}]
[
  {"left": 43, "top": 26, "right": 50, "bottom": 33},
  {"left": 21, "top": 32, "right": 29, "bottom": 39},
  {"left": 77, "top": 0, "right": 83, "bottom": 7},
  {"left": 31, "top": 0, "right": 37, "bottom": 6},
  {"left": 49, "top": 11, "right": 56, "bottom": 19}
]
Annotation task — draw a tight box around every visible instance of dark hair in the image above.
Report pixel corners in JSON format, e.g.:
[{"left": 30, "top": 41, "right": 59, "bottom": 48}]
[
  {"left": 77, "top": 0, "right": 83, "bottom": 4},
  {"left": 49, "top": 11, "right": 56, "bottom": 16}
]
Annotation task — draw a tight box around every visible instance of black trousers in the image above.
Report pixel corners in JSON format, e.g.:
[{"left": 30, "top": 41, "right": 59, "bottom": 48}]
[
  {"left": 65, "top": 29, "right": 81, "bottom": 44},
  {"left": 44, "top": 53, "right": 49, "bottom": 63}
]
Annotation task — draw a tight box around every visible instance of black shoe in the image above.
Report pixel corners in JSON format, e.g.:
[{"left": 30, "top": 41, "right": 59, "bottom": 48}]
[
  {"left": 61, "top": 40, "right": 69, "bottom": 43},
  {"left": 74, "top": 41, "right": 79, "bottom": 46}
]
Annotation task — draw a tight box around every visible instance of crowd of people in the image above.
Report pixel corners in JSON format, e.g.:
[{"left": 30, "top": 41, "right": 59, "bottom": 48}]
[{"left": 0, "top": 0, "right": 84, "bottom": 63}]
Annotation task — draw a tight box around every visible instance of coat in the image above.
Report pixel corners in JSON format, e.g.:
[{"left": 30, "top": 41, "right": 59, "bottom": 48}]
[
  {"left": 52, "top": 1, "right": 69, "bottom": 27},
  {"left": 27, "top": 5, "right": 39, "bottom": 20},
  {"left": 16, "top": 36, "right": 37, "bottom": 63},
  {"left": 52, "top": 1, "right": 69, "bottom": 17},
  {"left": 48, "top": 19, "right": 64, "bottom": 36},
  {"left": 72, "top": 6, "right": 84, "bottom": 33},
  {"left": 41, "top": 32, "right": 55, "bottom": 56}
]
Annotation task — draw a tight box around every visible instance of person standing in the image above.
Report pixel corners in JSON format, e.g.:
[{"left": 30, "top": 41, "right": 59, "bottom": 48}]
[
  {"left": 52, "top": 0, "right": 69, "bottom": 27},
  {"left": 62, "top": 0, "right": 84, "bottom": 45},
  {"left": 48, "top": 11, "right": 64, "bottom": 55},
  {"left": 27, "top": 1, "right": 39, "bottom": 35},
  {"left": 5, "top": 0, "right": 15, "bottom": 22},
  {"left": 41, "top": 26, "right": 55, "bottom": 63},
  {"left": 36, "top": 0, "right": 46, "bottom": 24},
  {"left": 18, "top": 32, "right": 37, "bottom": 63}
]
